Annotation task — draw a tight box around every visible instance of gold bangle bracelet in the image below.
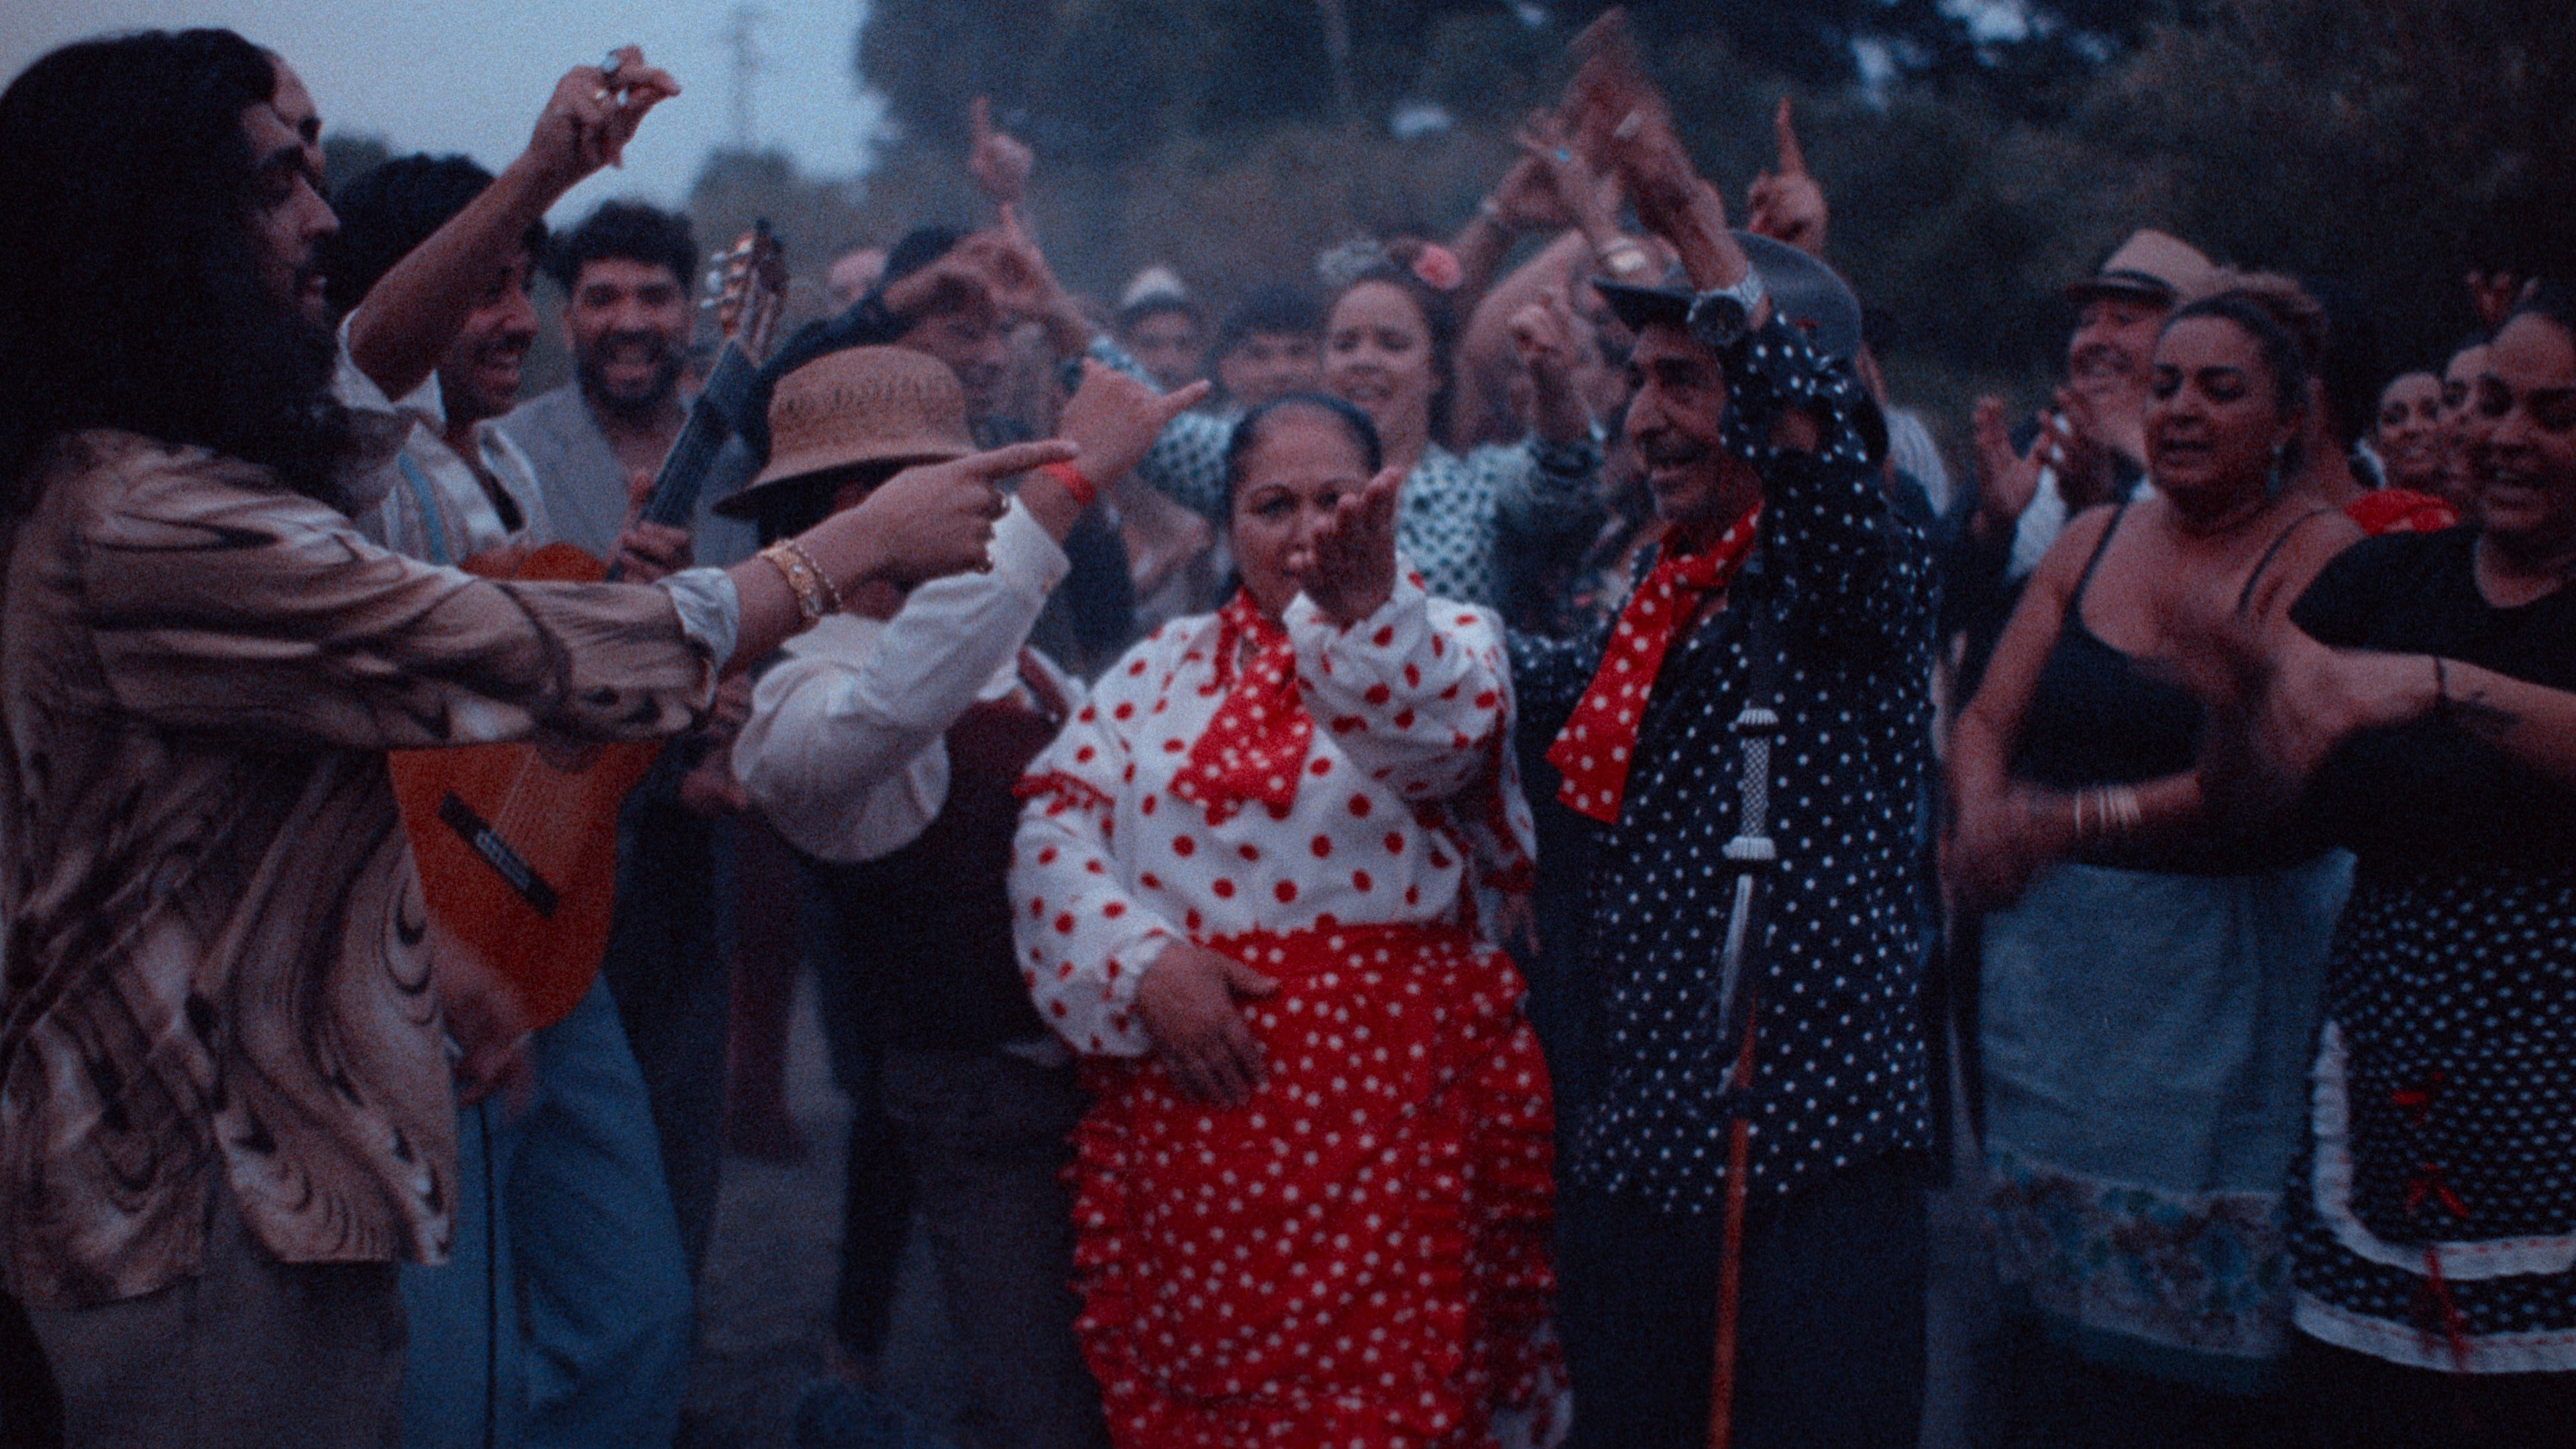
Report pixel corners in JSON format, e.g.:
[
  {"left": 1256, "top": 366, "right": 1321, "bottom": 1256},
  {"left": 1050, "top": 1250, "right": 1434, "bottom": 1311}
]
[
  {"left": 761, "top": 539, "right": 839, "bottom": 625},
  {"left": 2096, "top": 785, "right": 2142, "bottom": 835}
]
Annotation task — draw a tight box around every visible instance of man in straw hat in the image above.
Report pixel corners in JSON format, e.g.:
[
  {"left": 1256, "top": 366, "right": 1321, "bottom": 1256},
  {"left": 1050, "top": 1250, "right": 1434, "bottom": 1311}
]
[
  {"left": 729, "top": 344, "right": 1201, "bottom": 1448},
  {"left": 1496, "top": 43, "right": 1939, "bottom": 1448}
]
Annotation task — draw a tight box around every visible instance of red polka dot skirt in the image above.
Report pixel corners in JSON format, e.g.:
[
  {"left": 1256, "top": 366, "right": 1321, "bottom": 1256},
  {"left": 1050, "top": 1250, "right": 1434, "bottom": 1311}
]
[{"left": 1069, "top": 922, "right": 1558, "bottom": 1448}]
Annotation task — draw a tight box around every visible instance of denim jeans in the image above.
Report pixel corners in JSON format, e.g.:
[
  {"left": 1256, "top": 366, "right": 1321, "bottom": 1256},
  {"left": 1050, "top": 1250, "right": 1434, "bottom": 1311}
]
[{"left": 399, "top": 975, "right": 692, "bottom": 1449}]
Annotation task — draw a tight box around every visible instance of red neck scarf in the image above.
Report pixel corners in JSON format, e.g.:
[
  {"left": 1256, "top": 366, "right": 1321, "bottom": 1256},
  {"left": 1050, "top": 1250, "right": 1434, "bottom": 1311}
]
[
  {"left": 1547, "top": 508, "right": 1762, "bottom": 823},
  {"left": 1173, "top": 590, "right": 1312, "bottom": 824}
]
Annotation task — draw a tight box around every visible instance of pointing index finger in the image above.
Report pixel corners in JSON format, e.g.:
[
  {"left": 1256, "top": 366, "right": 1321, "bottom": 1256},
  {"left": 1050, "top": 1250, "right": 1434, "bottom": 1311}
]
[
  {"left": 1158, "top": 380, "right": 1215, "bottom": 419},
  {"left": 1773, "top": 97, "right": 1808, "bottom": 178},
  {"left": 962, "top": 438, "right": 1079, "bottom": 480},
  {"left": 971, "top": 95, "right": 994, "bottom": 146}
]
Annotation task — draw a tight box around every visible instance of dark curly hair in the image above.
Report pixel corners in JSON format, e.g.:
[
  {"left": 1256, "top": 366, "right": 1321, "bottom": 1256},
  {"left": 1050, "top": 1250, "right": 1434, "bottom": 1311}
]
[
  {"left": 2164, "top": 291, "right": 2316, "bottom": 417},
  {"left": 1328, "top": 264, "right": 1459, "bottom": 451},
  {"left": 1212, "top": 284, "right": 1324, "bottom": 363},
  {"left": 324, "top": 153, "right": 546, "bottom": 320},
  {"left": 0, "top": 30, "right": 354, "bottom": 513},
  {"left": 544, "top": 199, "right": 697, "bottom": 295}
]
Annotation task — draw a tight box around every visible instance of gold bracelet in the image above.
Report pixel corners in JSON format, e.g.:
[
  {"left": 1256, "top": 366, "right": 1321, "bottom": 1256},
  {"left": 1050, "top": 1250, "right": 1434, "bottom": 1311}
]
[
  {"left": 2102, "top": 786, "right": 2143, "bottom": 835},
  {"left": 761, "top": 539, "right": 839, "bottom": 625}
]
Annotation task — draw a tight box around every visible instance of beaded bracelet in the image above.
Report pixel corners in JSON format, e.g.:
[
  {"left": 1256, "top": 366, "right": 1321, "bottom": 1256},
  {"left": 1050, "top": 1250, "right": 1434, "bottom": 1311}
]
[{"left": 761, "top": 539, "right": 839, "bottom": 625}]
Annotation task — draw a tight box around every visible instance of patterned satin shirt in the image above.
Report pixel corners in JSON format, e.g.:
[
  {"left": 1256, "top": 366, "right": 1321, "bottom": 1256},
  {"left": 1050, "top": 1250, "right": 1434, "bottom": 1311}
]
[
  {"left": 1509, "top": 319, "right": 1941, "bottom": 1210},
  {"left": 0, "top": 429, "right": 727, "bottom": 1307}
]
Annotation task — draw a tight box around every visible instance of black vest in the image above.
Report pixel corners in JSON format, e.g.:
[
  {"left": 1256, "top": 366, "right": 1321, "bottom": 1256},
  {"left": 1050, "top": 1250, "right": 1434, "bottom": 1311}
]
[{"left": 810, "top": 653, "right": 1071, "bottom": 1051}]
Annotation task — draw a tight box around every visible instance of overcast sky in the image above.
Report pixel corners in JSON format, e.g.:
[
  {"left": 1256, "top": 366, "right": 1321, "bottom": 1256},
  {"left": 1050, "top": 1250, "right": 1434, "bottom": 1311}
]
[{"left": 5, "top": 1, "right": 882, "bottom": 217}]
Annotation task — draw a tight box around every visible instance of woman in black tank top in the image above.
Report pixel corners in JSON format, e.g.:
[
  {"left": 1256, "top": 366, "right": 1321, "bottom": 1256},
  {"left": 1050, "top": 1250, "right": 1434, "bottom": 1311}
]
[
  {"left": 1945, "top": 294, "right": 2365, "bottom": 1442},
  {"left": 1952, "top": 297, "right": 2361, "bottom": 896}
]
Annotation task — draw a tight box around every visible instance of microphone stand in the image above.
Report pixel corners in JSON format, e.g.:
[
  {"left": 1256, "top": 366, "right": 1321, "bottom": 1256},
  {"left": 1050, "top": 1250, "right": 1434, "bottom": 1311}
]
[{"left": 1704, "top": 692, "right": 1780, "bottom": 1449}]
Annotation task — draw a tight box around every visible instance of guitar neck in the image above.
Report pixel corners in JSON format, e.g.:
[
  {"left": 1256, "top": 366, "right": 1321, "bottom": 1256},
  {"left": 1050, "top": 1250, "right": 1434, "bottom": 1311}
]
[{"left": 604, "top": 341, "right": 763, "bottom": 581}]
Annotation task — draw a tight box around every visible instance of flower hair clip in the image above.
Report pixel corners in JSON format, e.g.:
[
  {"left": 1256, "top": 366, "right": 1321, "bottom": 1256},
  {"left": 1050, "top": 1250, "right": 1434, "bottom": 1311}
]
[
  {"left": 1410, "top": 243, "right": 1463, "bottom": 292},
  {"left": 1314, "top": 235, "right": 1466, "bottom": 294}
]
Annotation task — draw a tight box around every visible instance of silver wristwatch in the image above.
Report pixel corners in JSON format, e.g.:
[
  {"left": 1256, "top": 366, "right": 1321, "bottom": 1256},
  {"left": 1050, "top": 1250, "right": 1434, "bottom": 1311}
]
[{"left": 1686, "top": 269, "right": 1768, "bottom": 350}]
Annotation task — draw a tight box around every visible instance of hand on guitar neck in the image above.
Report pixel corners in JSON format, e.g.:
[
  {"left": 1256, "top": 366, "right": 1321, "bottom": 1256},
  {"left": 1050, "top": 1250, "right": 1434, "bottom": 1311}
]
[{"left": 613, "top": 468, "right": 694, "bottom": 583}]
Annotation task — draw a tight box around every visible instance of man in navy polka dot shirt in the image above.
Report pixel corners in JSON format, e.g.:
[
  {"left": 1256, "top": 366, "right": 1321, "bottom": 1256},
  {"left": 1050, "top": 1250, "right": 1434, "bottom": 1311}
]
[{"left": 1507, "top": 104, "right": 1938, "bottom": 1449}]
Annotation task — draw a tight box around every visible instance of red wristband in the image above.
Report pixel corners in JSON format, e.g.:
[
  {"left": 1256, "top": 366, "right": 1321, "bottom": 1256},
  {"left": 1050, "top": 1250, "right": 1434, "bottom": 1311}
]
[{"left": 1038, "top": 460, "right": 1097, "bottom": 508}]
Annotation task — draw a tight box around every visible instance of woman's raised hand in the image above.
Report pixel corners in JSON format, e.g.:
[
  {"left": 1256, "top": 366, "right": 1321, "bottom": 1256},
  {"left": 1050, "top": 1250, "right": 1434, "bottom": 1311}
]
[
  {"left": 1299, "top": 467, "right": 1405, "bottom": 627},
  {"left": 1136, "top": 941, "right": 1279, "bottom": 1106}
]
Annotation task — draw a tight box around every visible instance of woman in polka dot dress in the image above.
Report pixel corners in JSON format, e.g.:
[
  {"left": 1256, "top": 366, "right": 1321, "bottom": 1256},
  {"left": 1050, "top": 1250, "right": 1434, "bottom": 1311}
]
[
  {"left": 2212, "top": 287, "right": 2576, "bottom": 1446},
  {"left": 1011, "top": 396, "right": 1560, "bottom": 1448},
  {"left": 1128, "top": 256, "right": 1605, "bottom": 612}
]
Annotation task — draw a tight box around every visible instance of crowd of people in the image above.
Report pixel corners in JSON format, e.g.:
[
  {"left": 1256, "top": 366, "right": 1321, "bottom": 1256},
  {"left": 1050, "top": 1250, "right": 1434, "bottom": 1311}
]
[{"left": 0, "top": 14, "right": 2568, "bottom": 1449}]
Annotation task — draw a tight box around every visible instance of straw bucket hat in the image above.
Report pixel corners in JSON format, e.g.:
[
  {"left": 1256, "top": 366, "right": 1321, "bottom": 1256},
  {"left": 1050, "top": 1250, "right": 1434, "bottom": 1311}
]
[{"left": 716, "top": 346, "right": 975, "bottom": 517}]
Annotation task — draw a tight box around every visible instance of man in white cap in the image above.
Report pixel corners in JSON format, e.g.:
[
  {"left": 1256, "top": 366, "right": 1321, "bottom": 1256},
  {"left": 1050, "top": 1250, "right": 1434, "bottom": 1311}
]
[
  {"left": 1114, "top": 265, "right": 1205, "bottom": 393},
  {"left": 1939, "top": 227, "right": 2223, "bottom": 699},
  {"left": 729, "top": 345, "right": 1201, "bottom": 1448}
]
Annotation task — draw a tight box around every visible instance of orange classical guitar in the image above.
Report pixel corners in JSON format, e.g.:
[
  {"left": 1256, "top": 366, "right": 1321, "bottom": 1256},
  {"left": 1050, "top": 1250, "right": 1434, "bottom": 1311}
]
[{"left": 388, "top": 225, "right": 789, "bottom": 1027}]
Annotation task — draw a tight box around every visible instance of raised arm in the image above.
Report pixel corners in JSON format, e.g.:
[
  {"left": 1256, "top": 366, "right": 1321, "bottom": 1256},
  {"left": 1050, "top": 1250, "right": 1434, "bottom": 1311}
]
[
  {"left": 348, "top": 48, "right": 678, "bottom": 401},
  {"left": 1736, "top": 319, "right": 1934, "bottom": 659},
  {"left": 78, "top": 449, "right": 717, "bottom": 749},
  {"left": 1608, "top": 97, "right": 1928, "bottom": 657},
  {"left": 1285, "top": 465, "right": 1514, "bottom": 803}
]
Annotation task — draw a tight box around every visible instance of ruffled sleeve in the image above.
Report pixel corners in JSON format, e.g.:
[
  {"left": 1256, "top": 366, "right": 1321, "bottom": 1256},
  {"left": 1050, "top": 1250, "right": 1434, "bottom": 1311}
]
[
  {"left": 1286, "top": 573, "right": 1511, "bottom": 806},
  {"left": 1010, "top": 647, "right": 1181, "bottom": 1057}
]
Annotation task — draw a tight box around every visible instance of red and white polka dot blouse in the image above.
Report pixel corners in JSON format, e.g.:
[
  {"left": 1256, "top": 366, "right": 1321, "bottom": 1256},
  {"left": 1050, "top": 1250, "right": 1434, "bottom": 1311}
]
[{"left": 1010, "top": 575, "right": 1534, "bottom": 1057}]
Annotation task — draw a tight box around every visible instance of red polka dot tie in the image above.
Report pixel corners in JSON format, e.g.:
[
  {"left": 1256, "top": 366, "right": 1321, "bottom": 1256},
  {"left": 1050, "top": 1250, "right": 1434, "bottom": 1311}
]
[
  {"left": 1173, "top": 590, "right": 1313, "bottom": 824},
  {"left": 1546, "top": 508, "right": 1762, "bottom": 823}
]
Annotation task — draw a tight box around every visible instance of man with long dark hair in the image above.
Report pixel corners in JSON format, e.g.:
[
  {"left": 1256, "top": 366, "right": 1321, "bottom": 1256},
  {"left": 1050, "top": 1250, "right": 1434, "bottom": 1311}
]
[
  {"left": 0, "top": 30, "right": 1031, "bottom": 1446},
  {"left": 0, "top": 30, "right": 348, "bottom": 512}
]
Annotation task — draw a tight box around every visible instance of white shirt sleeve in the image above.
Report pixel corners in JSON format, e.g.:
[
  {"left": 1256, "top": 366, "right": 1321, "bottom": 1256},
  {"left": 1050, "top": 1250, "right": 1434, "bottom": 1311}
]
[
  {"left": 2006, "top": 472, "right": 2068, "bottom": 582},
  {"left": 655, "top": 568, "right": 739, "bottom": 667},
  {"left": 735, "top": 498, "right": 1071, "bottom": 862}
]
